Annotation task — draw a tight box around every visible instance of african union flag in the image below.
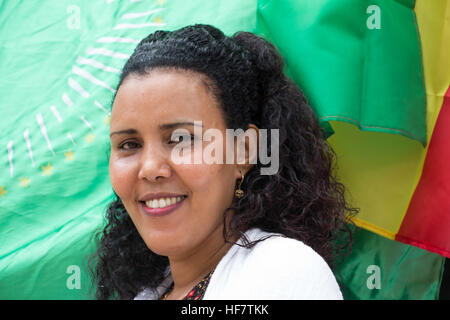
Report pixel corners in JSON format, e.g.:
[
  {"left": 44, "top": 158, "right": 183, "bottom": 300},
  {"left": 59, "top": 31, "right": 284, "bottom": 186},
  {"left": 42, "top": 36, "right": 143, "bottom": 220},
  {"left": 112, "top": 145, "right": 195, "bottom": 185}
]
[{"left": 0, "top": 0, "right": 447, "bottom": 299}]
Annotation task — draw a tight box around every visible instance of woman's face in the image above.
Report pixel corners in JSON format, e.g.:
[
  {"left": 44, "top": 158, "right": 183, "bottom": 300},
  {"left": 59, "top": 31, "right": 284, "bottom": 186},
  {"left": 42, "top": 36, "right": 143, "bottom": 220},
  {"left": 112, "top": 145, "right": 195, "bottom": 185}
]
[{"left": 109, "top": 69, "right": 241, "bottom": 258}]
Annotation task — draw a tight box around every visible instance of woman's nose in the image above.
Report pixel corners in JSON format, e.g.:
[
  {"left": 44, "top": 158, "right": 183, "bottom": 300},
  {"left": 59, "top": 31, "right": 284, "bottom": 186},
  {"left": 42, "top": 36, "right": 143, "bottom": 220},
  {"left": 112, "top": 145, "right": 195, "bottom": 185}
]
[{"left": 137, "top": 146, "right": 171, "bottom": 182}]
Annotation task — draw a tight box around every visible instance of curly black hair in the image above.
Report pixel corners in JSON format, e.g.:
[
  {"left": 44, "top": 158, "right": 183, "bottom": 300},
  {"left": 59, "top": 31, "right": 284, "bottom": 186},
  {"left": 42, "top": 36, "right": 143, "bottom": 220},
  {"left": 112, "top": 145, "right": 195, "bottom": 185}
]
[{"left": 89, "top": 24, "right": 358, "bottom": 300}]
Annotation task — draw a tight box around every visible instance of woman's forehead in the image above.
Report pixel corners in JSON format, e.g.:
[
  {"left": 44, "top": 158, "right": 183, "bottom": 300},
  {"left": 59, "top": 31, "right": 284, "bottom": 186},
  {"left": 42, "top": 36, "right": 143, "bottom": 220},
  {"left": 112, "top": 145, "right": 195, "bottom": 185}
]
[{"left": 110, "top": 70, "right": 225, "bottom": 130}]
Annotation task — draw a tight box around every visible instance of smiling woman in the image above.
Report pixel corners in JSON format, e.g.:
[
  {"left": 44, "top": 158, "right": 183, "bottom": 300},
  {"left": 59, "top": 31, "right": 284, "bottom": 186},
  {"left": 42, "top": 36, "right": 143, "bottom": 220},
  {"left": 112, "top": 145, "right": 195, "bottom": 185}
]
[{"left": 89, "top": 24, "right": 358, "bottom": 300}]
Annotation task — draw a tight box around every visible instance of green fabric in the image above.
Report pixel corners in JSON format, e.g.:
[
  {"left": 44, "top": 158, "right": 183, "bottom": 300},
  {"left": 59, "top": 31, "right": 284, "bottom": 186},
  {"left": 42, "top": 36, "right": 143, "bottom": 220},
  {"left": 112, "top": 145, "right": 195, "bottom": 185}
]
[
  {"left": 0, "top": 0, "right": 439, "bottom": 299},
  {"left": 257, "top": 0, "right": 426, "bottom": 144},
  {"left": 335, "top": 226, "right": 445, "bottom": 300}
]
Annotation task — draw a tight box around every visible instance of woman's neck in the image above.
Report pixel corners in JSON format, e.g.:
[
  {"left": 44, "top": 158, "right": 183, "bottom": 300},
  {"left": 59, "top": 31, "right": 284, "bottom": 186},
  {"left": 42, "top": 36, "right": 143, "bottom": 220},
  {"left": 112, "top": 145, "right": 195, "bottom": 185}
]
[{"left": 166, "top": 226, "right": 235, "bottom": 300}]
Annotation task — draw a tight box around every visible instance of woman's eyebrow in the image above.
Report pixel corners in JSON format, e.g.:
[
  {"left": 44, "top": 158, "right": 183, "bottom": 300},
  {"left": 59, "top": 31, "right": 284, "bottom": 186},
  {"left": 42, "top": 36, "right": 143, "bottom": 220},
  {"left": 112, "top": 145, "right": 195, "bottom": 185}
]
[
  {"left": 109, "top": 128, "right": 138, "bottom": 137},
  {"left": 159, "top": 122, "right": 202, "bottom": 130},
  {"left": 109, "top": 122, "right": 202, "bottom": 137}
]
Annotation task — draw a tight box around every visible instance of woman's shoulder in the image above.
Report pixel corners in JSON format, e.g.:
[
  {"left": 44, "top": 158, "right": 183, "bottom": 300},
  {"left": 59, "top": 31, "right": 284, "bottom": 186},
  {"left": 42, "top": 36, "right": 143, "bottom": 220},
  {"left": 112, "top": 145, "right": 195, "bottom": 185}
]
[
  {"left": 205, "top": 228, "right": 343, "bottom": 300},
  {"left": 243, "top": 228, "right": 334, "bottom": 276}
]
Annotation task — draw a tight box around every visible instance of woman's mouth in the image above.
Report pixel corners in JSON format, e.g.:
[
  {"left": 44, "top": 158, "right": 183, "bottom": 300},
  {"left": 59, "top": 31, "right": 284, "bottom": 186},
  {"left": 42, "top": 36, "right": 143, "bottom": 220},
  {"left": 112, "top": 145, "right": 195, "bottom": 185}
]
[{"left": 140, "top": 195, "right": 187, "bottom": 217}]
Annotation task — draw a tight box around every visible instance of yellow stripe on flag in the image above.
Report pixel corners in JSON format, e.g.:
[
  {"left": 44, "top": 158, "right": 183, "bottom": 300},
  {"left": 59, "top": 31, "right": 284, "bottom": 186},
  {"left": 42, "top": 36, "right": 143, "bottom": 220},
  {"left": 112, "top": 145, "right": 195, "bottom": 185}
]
[{"left": 328, "top": 120, "right": 423, "bottom": 235}]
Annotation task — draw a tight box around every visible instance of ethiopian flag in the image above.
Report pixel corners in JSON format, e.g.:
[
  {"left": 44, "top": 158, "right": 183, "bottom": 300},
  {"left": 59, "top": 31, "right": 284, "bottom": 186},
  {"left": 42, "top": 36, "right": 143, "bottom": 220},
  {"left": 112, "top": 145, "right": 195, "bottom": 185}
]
[
  {"left": 0, "top": 0, "right": 446, "bottom": 299},
  {"left": 323, "top": 0, "right": 450, "bottom": 257}
]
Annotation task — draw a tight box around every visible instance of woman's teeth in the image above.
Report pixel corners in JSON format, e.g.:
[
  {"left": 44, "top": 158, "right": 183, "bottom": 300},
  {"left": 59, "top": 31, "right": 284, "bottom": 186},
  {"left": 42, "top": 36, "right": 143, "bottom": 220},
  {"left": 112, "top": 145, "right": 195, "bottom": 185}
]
[{"left": 145, "top": 196, "right": 185, "bottom": 209}]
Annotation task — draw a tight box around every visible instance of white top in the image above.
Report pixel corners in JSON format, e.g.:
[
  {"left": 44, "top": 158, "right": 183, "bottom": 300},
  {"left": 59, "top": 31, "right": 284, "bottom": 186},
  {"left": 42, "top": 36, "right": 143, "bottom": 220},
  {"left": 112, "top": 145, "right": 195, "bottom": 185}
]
[{"left": 134, "top": 228, "right": 343, "bottom": 300}]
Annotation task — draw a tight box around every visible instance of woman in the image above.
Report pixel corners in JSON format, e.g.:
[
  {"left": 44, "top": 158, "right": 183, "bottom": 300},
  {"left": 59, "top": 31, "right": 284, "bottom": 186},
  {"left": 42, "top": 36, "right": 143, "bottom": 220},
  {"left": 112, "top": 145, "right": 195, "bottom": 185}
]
[{"left": 90, "top": 24, "right": 357, "bottom": 300}]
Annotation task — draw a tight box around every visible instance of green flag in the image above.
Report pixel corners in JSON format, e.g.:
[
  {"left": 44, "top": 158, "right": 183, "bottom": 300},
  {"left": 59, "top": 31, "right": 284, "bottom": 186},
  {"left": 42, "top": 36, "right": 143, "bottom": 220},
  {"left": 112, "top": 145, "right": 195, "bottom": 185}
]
[
  {"left": 335, "top": 226, "right": 444, "bottom": 300},
  {"left": 257, "top": 0, "right": 426, "bottom": 144}
]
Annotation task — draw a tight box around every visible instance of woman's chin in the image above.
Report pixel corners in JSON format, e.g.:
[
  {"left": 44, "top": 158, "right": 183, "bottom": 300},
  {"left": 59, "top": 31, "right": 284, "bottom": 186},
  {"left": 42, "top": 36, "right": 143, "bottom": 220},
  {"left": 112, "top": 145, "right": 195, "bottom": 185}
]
[{"left": 142, "top": 234, "right": 189, "bottom": 258}]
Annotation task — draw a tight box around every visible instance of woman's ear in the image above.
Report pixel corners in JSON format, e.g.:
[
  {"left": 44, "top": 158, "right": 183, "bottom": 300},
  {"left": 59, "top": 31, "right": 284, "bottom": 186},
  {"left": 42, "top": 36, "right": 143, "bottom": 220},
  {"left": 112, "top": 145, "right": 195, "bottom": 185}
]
[{"left": 234, "top": 123, "right": 259, "bottom": 178}]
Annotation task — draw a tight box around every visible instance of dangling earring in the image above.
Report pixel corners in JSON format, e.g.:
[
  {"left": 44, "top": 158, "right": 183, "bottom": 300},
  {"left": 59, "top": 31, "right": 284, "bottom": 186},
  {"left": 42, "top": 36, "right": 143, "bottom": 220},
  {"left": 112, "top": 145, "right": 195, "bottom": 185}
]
[{"left": 235, "top": 171, "right": 245, "bottom": 198}]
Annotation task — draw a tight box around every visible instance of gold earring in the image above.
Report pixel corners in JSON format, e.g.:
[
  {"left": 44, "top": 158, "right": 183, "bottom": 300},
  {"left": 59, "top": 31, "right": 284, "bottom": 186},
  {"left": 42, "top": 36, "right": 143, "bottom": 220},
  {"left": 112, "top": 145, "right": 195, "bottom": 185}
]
[{"left": 235, "top": 171, "right": 245, "bottom": 198}]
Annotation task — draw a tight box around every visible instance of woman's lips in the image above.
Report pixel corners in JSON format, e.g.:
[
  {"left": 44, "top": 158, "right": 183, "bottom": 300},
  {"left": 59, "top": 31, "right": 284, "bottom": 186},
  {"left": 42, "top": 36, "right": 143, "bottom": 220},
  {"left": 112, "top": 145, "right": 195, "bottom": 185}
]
[{"left": 140, "top": 196, "right": 186, "bottom": 217}]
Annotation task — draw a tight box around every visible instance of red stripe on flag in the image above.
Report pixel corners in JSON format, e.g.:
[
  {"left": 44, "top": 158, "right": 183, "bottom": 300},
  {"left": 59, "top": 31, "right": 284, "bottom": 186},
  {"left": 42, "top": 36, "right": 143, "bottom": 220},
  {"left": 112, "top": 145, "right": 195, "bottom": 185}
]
[{"left": 396, "top": 86, "right": 450, "bottom": 257}]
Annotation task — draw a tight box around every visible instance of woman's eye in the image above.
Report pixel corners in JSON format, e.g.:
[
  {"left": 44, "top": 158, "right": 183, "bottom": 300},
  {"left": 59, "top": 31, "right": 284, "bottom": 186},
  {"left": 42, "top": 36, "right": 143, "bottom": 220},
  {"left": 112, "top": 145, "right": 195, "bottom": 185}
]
[
  {"left": 169, "top": 134, "right": 196, "bottom": 144},
  {"left": 119, "top": 141, "right": 140, "bottom": 150}
]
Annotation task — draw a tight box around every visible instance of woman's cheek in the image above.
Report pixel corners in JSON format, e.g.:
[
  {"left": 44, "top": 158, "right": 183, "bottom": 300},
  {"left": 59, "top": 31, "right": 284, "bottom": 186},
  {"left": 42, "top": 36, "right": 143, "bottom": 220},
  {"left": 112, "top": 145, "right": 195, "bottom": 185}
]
[
  {"left": 176, "top": 162, "right": 232, "bottom": 196},
  {"left": 109, "top": 155, "right": 138, "bottom": 198}
]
